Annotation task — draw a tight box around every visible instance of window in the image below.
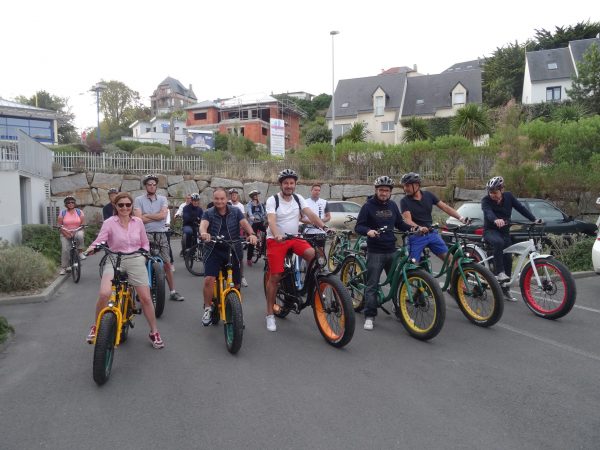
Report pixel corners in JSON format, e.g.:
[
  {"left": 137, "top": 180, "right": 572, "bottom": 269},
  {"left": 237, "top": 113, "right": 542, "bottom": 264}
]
[
  {"left": 262, "top": 127, "right": 268, "bottom": 136},
  {"left": 341, "top": 102, "right": 349, "bottom": 108},
  {"left": 416, "top": 99, "right": 424, "bottom": 105},
  {"left": 381, "top": 121, "right": 395, "bottom": 132},
  {"left": 0, "top": 115, "right": 54, "bottom": 142},
  {"left": 546, "top": 86, "right": 561, "bottom": 102},
  {"left": 340, "top": 123, "right": 352, "bottom": 135},
  {"left": 194, "top": 112, "right": 207, "bottom": 120},
  {"left": 453, "top": 92, "right": 465, "bottom": 105},
  {"left": 375, "top": 96, "right": 384, "bottom": 116},
  {"left": 547, "top": 62, "right": 558, "bottom": 70}
]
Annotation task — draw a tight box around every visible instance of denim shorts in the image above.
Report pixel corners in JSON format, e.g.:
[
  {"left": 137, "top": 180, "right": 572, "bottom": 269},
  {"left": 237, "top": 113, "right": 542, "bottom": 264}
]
[{"left": 407, "top": 231, "right": 448, "bottom": 260}]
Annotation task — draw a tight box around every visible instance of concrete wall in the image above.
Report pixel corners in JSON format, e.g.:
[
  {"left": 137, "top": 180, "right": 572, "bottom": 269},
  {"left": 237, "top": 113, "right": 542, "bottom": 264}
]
[{"left": 0, "top": 171, "right": 21, "bottom": 243}]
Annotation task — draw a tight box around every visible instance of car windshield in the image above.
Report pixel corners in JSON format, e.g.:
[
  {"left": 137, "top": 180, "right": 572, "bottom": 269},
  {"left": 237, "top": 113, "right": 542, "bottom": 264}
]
[
  {"left": 456, "top": 203, "right": 484, "bottom": 220},
  {"left": 524, "top": 201, "right": 565, "bottom": 221},
  {"left": 328, "top": 203, "right": 343, "bottom": 212},
  {"left": 342, "top": 203, "right": 361, "bottom": 213}
]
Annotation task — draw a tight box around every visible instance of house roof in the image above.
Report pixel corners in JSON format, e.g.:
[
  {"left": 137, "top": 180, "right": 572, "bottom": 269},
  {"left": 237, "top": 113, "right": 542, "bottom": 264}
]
[
  {"left": 569, "top": 37, "right": 600, "bottom": 65},
  {"left": 402, "top": 69, "right": 482, "bottom": 116},
  {"left": 185, "top": 100, "right": 220, "bottom": 110},
  {"left": 326, "top": 72, "right": 408, "bottom": 119},
  {"left": 0, "top": 98, "right": 60, "bottom": 119},
  {"left": 443, "top": 59, "right": 482, "bottom": 73},
  {"left": 525, "top": 47, "right": 574, "bottom": 81},
  {"left": 155, "top": 76, "right": 197, "bottom": 100}
]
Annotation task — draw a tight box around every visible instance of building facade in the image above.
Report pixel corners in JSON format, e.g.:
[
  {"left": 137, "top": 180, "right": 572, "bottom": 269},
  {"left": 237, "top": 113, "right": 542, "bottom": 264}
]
[
  {"left": 0, "top": 98, "right": 59, "bottom": 145},
  {"left": 150, "top": 77, "right": 197, "bottom": 116}
]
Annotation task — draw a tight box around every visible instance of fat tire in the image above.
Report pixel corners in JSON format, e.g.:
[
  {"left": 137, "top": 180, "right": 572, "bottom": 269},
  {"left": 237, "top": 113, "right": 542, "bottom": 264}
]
[
  {"left": 451, "top": 262, "right": 504, "bottom": 327},
  {"left": 71, "top": 249, "right": 81, "bottom": 283},
  {"left": 252, "top": 233, "right": 264, "bottom": 263},
  {"left": 519, "top": 257, "right": 576, "bottom": 320},
  {"left": 93, "top": 312, "right": 117, "bottom": 386},
  {"left": 312, "top": 274, "right": 355, "bottom": 348},
  {"left": 327, "top": 236, "right": 342, "bottom": 274},
  {"left": 396, "top": 269, "right": 445, "bottom": 341},
  {"left": 151, "top": 261, "right": 166, "bottom": 318},
  {"left": 339, "top": 255, "right": 366, "bottom": 312},
  {"left": 184, "top": 244, "right": 205, "bottom": 276},
  {"left": 223, "top": 291, "right": 244, "bottom": 354}
]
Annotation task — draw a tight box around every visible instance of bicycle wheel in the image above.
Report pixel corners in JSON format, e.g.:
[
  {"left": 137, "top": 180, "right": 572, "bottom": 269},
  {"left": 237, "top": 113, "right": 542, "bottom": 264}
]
[
  {"left": 98, "top": 253, "right": 108, "bottom": 279},
  {"left": 252, "top": 233, "right": 264, "bottom": 263},
  {"left": 93, "top": 312, "right": 117, "bottom": 386},
  {"left": 151, "top": 261, "right": 166, "bottom": 318},
  {"left": 327, "top": 236, "right": 343, "bottom": 273},
  {"left": 451, "top": 262, "right": 504, "bottom": 327},
  {"left": 184, "top": 244, "right": 205, "bottom": 276},
  {"left": 312, "top": 274, "right": 355, "bottom": 348},
  {"left": 395, "top": 269, "right": 445, "bottom": 341},
  {"left": 519, "top": 257, "right": 576, "bottom": 319},
  {"left": 70, "top": 248, "right": 81, "bottom": 283},
  {"left": 223, "top": 291, "right": 244, "bottom": 354},
  {"left": 339, "top": 255, "right": 366, "bottom": 312}
]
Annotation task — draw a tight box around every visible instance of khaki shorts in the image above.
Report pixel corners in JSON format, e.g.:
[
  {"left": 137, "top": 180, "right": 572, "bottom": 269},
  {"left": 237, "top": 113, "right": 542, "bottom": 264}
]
[
  {"left": 146, "top": 232, "right": 171, "bottom": 264},
  {"left": 102, "top": 254, "right": 148, "bottom": 287}
]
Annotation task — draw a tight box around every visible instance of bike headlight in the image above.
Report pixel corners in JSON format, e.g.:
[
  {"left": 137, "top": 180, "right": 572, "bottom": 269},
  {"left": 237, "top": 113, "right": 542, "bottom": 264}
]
[{"left": 410, "top": 258, "right": 417, "bottom": 264}]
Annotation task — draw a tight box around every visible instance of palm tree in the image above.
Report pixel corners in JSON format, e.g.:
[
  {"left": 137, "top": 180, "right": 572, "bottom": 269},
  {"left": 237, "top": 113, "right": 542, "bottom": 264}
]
[
  {"left": 341, "top": 122, "right": 371, "bottom": 143},
  {"left": 450, "top": 104, "right": 491, "bottom": 143},
  {"left": 400, "top": 116, "right": 431, "bottom": 142}
]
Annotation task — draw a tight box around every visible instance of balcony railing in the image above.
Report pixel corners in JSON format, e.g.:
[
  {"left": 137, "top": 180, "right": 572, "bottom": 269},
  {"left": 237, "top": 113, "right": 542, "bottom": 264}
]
[{"left": 0, "top": 131, "right": 53, "bottom": 179}]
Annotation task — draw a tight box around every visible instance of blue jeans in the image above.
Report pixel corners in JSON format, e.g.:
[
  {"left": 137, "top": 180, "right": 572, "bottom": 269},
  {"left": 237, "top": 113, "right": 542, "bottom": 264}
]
[
  {"left": 407, "top": 231, "right": 448, "bottom": 260},
  {"left": 364, "top": 251, "right": 394, "bottom": 318},
  {"left": 483, "top": 230, "right": 512, "bottom": 276},
  {"left": 182, "top": 225, "right": 197, "bottom": 253}
]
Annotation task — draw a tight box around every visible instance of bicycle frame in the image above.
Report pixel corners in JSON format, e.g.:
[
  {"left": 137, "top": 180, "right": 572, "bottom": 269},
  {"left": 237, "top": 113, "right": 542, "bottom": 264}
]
[{"left": 213, "top": 242, "right": 242, "bottom": 322}]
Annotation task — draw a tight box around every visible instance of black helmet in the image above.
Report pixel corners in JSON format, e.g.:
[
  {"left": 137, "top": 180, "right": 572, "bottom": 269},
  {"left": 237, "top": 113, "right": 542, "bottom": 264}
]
[
  {"left": 486, "top": 176, "right": 504, "bottom": 192},
  {"left": 190, "top": 193, "right": 200, "bottom": 201},
  {"left": 278, "top": 169, "right": 298, "bottom": 183},
  {"left": 64, "top": 196, "right": 76, "bottom": 205},
  {"left": 400, "top": 172, "right": 422, "bottom": 185},
  {"left": 374, "top": 176, "right": 394, "bottom": 188},
  {"left": 143, "top": 174, "right": 159, "bottom": 186}
]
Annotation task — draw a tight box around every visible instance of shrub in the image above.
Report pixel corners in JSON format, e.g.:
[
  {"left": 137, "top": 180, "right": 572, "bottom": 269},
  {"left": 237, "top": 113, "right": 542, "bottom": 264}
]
[
  {"left": 0, "top": 245, "right": 56, "bottom": 293},
  {"left": 52, "top": 144, "right": 86, "bottom": 153},
  {"left": 0, "top": 316, "right": 14, "bottom": 344},
  {"left": 22, "top": 224, "right": 61, "bottom": 264},
  {"left": 113, "top": 140, "right": 144, "bottom": 152},
  {"left": 132, "top": 145, "right": 173, "bottom": 157},
  {"left": 544, "top": 234, "right": 594, "bottom": 272}
]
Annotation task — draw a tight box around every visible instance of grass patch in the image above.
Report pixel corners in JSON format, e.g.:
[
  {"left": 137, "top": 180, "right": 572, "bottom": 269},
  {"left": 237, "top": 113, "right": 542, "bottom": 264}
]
[{"left": 0, "top": 316, "right": 15, "bottom": 344}]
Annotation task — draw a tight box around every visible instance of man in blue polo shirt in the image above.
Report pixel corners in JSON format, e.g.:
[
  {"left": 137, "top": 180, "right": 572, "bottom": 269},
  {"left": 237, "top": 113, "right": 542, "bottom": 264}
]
[{"left": 400, "top": 172, "right": 466, "bottom": 262}]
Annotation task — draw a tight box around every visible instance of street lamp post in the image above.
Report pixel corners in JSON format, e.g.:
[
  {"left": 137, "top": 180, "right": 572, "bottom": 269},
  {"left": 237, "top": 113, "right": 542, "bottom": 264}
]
[
  {"left": 91, "top": 82, "right": 106, "bottom": 144},
  {"left": 330, "top": 30, "right": 340, "bottom": 161}
]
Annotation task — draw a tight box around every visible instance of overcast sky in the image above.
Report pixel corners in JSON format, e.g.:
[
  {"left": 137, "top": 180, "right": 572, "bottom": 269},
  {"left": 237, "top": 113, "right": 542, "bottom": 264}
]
[{"left": 3, "top": 0, "right": 598, "bottom": 132}]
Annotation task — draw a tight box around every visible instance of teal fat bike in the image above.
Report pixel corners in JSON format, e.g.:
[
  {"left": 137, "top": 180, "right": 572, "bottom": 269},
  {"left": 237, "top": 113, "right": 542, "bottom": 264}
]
[
  {"left": 339, "top": 227, "right": 445, "bottom": 341},
  {"left": 327, "top": 216, "right": 366, "bottom": 274}
]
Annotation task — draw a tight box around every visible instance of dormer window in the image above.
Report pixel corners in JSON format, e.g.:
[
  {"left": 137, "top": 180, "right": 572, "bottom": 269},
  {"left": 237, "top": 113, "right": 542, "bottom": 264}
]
[
  {"left": 341, "top": 102, "right": 349, "bottom": 108},
  {"left": 416, "top": 99, "right": 424, "bottom": 105},
  {"left": 375, "top": 96, "right": 384, "bottom": 116},
  {"left": 547, "top": 62, "right": 558, "bottom": 70},
  {"left": 453, "top": 92, "right": 465, "bottom": 105}
]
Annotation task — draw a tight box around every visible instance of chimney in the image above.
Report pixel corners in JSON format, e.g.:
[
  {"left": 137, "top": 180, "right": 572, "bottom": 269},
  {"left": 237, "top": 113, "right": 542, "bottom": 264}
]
[{"left": 413, "top": 64, "right": 418, "bottom": 72}]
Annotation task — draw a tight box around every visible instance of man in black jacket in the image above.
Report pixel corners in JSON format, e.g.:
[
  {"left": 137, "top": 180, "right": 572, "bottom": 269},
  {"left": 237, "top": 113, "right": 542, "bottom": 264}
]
[
  {"left": 182, "top": 193, "right": 203, "bottom": 255},
  {"left": 355, "top": 176, "right": 414, "bottom": 330},
  {"left": 481, "top": 176, "right": 541, "bottom": 300}
]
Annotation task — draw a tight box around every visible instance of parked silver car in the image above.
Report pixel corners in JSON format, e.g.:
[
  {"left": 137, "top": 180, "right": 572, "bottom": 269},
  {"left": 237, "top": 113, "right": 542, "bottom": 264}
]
[{"left": 327, "top": 201, "right": 362, "bottom": 230}]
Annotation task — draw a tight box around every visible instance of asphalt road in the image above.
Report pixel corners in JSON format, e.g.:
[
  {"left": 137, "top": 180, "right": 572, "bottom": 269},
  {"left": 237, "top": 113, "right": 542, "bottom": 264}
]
[{"left": 1, "top": 246, "right": 600, "bottom": 450}]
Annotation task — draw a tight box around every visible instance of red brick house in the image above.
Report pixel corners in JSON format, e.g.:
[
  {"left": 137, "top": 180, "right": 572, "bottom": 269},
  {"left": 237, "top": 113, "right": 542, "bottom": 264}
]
[{"left": 185, "top": 94, "right": 305, "bottom": 150}]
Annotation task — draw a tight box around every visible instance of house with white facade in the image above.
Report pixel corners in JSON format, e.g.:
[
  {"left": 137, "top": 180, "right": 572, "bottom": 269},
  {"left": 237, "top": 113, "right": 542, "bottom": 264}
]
[
  {"left": 326, "top": 64, "right": 482, "bottom": 144},
  {"left": 124, "top": 116, "right": 187, "bottom": 145},
  {"left": 522, "top": 37, "right": 600, "bottom": 104}
]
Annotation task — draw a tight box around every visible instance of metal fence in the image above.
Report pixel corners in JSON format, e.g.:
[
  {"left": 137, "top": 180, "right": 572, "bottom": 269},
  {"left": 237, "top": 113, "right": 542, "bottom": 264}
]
[{"left": 52, "top": 151, "right": 495, "bottom": 184}]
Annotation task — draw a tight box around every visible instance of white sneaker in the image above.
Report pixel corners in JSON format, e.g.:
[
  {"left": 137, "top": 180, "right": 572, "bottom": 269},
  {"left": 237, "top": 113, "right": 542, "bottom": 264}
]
[
  {"left": 59, "top": 268, "right": 66, "bottom": 275},
  {"left": 496, "top": 272, "right": 510, "bottom": 282},
  {"left": 266, "top": 315, "right": 276, "bottom": 332},
  {"left": 202, "top": 307, "right": 212, "bottom": 326},
  {"left": 79, "top": 253, "right": 86, "bottom": 260},
  {"left": 241, "top": 277, "right": 248, "bottom": 287},
  {"left": 364, "top": 317, "right": 374, "bottom": 330}
]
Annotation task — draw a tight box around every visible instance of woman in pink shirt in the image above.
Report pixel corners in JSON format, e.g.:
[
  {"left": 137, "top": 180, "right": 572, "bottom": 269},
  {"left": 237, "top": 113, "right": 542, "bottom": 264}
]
[
  {"left": 57, "top": 196, "right": 86, "bottom": 275},
  {"left": 85, "top": 192, "right": 164, "bottom": 349}
]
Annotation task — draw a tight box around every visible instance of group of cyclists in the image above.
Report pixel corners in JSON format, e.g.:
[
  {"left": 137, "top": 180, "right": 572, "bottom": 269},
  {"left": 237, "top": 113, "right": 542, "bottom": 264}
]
[{"left": 57, "top": 168, "right": 540, "bottom": 346}]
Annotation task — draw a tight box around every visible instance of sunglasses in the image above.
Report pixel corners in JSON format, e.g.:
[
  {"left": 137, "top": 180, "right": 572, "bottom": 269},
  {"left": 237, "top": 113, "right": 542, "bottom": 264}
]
[
  {"left": 117, "top": 203, "right": 132, "bottom": 208},
  {"left": 146, "top": 183, "right": 157, "bottom": 187},
  {"left": 66, "top": 201, "right": 75, "bottom": 204}
]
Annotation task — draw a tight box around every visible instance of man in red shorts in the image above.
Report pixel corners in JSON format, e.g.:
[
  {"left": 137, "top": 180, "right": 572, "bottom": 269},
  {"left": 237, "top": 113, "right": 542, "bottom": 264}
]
[{"left": 264, "top": 169, "right": 329, "bottom": 332}]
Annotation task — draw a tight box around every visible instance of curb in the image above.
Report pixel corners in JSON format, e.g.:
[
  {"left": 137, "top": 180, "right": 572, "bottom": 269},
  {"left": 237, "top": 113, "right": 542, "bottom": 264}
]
[
  {"left": 572, "top": 271, "right": 598, "bottom": 280},
  {"left": 0, "top": 274, "right": 69, "bottom": 306}
]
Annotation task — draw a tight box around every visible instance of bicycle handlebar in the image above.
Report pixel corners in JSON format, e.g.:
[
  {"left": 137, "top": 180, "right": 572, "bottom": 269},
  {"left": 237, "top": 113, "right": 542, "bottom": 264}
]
[{"left": 85, "top": 242, "right": 149, "bottom": 258}]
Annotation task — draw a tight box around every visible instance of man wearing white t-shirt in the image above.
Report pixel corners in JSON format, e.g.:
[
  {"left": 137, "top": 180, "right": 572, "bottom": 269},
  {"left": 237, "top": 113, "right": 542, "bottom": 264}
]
[
  {"left": 264, "top": 169, "right": 328, "bottom": 332},
  {"left": 301, "top": 184, "right": 331, "bottom": 246}
]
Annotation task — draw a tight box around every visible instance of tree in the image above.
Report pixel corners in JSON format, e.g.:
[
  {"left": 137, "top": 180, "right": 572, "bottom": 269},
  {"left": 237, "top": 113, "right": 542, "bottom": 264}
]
[
  {"left": 482, "top": 41, "right": 527, "bottom": 107},
  {"left": 450, "top": 104, "right": 491, "bottom": 143},
  {"left": 567, "top": 42, "right": 600, "bottom": 115},
  {"left": 14, "top": 90, "right": 78, "bottom": 144},
  {"left": 400, "top": 116, "right": 431, "bottom": 142},
  {"left": 532, "top": 21, "right": 600, "bottom": 50},
  {"left": 339, "top": 122, "right": 370, "bottom": 143},
  {"left": 303, "top": 122, "right": 331, "bottom": 145},
  {"left": 99, "top": 80, "right": 141, "bottom": 128}
]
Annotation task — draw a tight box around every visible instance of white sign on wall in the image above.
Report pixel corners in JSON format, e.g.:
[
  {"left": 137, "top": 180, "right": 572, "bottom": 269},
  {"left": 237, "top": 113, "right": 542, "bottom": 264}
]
[{"left": 270, "top": 118, "right": 285, "bottom": 157}]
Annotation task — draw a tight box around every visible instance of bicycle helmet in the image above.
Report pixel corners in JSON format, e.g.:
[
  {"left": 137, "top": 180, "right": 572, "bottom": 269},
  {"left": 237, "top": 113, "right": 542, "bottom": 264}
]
[
  {"left": 400, "top": 172, "right": 422, "bottom": 185},
  {"left": 190, "top": 193, "right": 200, "bottom": 201},
  {"left": 486, "top": 176, "right": 504, "bottom": 192},
  {"left": 228, "top": 188, "right": 239, "bottom": 194},
  {"left": 142, "top": 174, "right": 159, "bottom": 185},
  {"left": 248, "top": 189, "right": 260, "bottom": 196},
  {"left": 64, "top": 195, "right": 76, "bottom": 205},
  {"left": 107, "top": 188, "right": 119, "bottom": 194},
  {"left": 373, "top": 176, "right": 394, "bottom": 188},
  {"left": 278, "top": 168, "right": 298, "bottom": 183}
]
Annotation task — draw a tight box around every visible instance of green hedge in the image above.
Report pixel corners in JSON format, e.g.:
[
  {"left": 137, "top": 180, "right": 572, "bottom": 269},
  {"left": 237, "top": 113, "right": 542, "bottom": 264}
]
[
  {"left": 22, "top": 224, "right": 100, "bottom": 265},
  {"left": 0, "top": 316, "right": 14, "bottom": 344},
  {"left": 0, "top": 245, "right": 56, "bottom": 293}
]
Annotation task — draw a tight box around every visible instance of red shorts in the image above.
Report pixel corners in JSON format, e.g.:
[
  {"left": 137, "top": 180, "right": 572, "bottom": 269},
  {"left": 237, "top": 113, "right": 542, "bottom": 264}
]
[{"left": 266, "top": 238, "right": 312, "bottom": 274}]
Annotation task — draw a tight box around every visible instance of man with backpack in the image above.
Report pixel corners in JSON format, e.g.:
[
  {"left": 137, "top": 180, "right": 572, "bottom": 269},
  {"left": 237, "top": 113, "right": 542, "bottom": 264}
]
[{"left": 263, "top": 169, "right": 329, "bottom": 332}]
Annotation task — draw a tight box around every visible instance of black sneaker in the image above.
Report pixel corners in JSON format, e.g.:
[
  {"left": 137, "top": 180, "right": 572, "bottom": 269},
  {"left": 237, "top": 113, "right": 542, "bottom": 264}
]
[{"left": 170, "top": 291, "right": 185, "bottom": 301}]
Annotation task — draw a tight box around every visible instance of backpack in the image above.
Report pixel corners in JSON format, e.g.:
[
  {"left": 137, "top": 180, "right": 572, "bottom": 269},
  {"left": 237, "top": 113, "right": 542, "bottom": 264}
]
[
  {"left": 272, "top": 194, "right": 302, "bottom": 218},
  {"left": 61, "top": 208, "right": 82, "bottom": 217}
]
